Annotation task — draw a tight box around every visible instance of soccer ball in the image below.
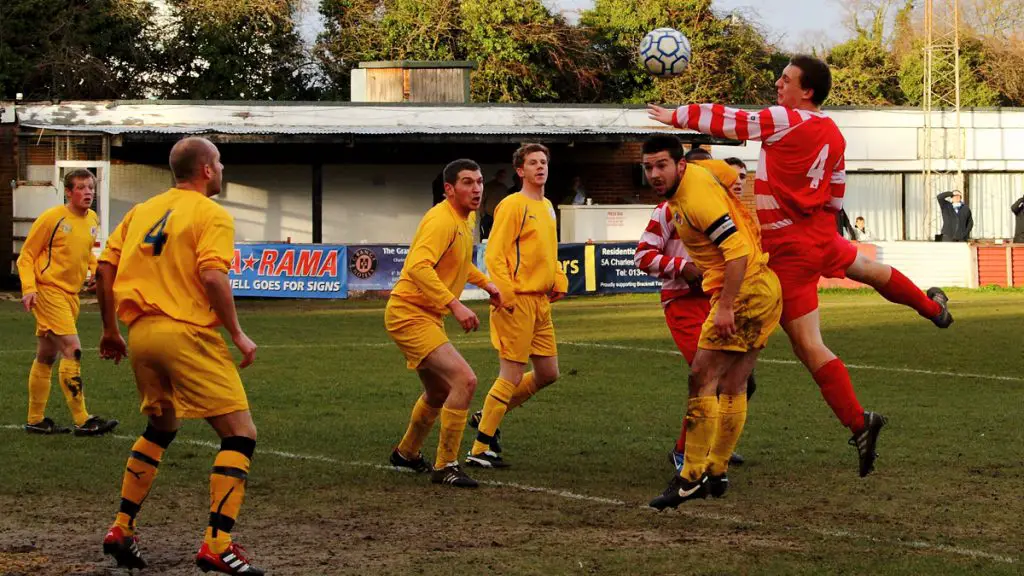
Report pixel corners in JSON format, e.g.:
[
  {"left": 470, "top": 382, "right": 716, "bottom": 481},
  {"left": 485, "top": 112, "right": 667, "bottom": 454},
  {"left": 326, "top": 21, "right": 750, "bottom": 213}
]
[{"left": 639, "top": 28, "right": 691, "bottom": 77}]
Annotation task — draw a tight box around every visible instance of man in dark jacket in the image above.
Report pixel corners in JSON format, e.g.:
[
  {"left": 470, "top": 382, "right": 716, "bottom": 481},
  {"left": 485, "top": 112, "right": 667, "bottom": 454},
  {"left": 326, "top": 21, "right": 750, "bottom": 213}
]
[
  {"left": 937, "top": 191, "right": 973, "bottom": 242},
  {"left": 1012, "top": 196, "right": 1024, "bottom": 243}
]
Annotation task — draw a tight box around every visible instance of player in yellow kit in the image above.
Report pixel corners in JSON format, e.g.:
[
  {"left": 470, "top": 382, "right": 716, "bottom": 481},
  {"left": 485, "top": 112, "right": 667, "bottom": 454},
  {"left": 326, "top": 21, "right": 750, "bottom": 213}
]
[
  {"left": 466, "top": 144, "right": 569, "bottom": 468},
  {"left": 95, "top": 137, "right": 263, "bottom": 575},
  {"left": 386, "top": 158, "right": 502, "bottom": 488},
  {"left": 16, "top": 169, "right": 118, "bottom": 436},
  {"left": 639, "top": 135, "right": 782, "bottom": 510}
]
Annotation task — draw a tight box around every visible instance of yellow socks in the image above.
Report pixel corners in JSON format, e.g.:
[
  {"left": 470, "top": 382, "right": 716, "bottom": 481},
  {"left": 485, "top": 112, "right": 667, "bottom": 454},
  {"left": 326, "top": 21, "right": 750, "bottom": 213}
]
[
  {"left": 27, "top": 360, "right": 52, "bottom": 424},
  {"left": 115, "top": 427, "right": 177, "bottom": 534},
  {"left": 397, "top": 396, "right": 441, "bottom": 459},
  {"left": 435, "top": 407, "right": 469, "bottom": 469},
  {"left": 58, "top": 358, "right": 89, "bottom": 426},
  {"left": 679, "top": 395, "right": 719, "bottom": 482},
  {"left": 707, "top": 394, "right": 748, "bottom": 476},
  {"left": 471, "top": 377, "right": 516, "bottom": 455},
  {"left": 204, "top": 437, "right": 255, "bottom": 554},
  {"left": 507, "top": 372, "right": 539, "bottom": 411}
]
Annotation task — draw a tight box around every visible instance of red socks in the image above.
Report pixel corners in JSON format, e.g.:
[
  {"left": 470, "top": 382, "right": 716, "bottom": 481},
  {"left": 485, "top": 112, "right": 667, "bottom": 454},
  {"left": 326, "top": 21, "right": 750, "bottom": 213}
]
[
  {"left": 812, "top": 359, "right": 864, "bottom": 432},
  {"left": 877, "top": 267, "right": 941, "bottom": 319}
]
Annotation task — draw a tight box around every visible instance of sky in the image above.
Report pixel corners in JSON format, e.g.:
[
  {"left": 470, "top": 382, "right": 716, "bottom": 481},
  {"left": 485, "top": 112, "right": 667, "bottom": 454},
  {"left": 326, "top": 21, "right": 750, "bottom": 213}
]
[
  {"left": 553, "top": 0, "right": 849, "bottom": 49},
  {"left": 298, "top": 0, "right": 850, "bottom": 52}
]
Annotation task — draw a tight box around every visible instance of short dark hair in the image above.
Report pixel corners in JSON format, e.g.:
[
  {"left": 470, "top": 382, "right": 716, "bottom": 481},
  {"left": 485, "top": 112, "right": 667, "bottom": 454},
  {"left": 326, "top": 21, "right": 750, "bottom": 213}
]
[
  {"left": 513, "top": 143, "right": 550, "bottom": 168},
  {"left": 724, "top": 157, "right": 747, "bottom": 171},
  {"left": 790, "top": 54, "right": 832, "bottom": 106},
  {"left": 684, "top": 146, "right": 712, "bottom": 161},
  {"left": 642, "top": 134, "right": 684, "bottom": 163},
  {"left": 63, "top": 168, "right": 96, "bottom": 190},
  {"left": 855, "top": 216, "right": 865, "bottom": 222},
  {"left": 443, "top": 159, "right": 481, "bottom": 185}
]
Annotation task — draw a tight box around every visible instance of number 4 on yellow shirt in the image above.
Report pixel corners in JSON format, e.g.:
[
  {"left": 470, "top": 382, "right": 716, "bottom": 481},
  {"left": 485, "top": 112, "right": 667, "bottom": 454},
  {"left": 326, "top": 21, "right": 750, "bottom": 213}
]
[{"left": 143, "top": 210, "right": 172, "bottom": 256}]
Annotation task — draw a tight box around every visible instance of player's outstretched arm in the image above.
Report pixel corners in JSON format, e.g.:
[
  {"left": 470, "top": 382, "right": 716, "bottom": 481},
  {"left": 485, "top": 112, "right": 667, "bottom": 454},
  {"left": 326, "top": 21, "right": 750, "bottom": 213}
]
[
  {"left": 201, "top": 269, "right": 256, "bottom": 368},
  {"left": 648, "top": 103, "right": 805, "bottom": 143}
]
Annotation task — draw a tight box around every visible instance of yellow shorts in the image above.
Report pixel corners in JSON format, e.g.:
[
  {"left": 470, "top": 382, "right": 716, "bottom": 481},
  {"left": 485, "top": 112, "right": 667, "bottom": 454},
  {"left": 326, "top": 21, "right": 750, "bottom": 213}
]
[
  {"left": 385, "top": 297, "right": 448, "bottom": 370},
  {"left": 32, "top": 286, "right": 79, "bottom": 336},
  {"left": 698, "top": 268, "right": 782, "bottom": 353},
  {"left": 127, "top": 315, "right": 249, "bottom": 419},
  {"left": 490, "top": 293, "right": 557, "bottom": 363}
]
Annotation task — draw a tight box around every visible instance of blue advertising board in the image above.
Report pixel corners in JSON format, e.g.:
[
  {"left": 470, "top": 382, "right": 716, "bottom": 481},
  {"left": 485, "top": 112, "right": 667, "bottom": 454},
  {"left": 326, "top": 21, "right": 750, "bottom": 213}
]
[
  {"left": 230, "top": 243, "right": 348, "bottom": 298},
  {"left": 558, "top": 243, "right": 589, "bottom": 295},
  {"left": 346, "top": 244, "right": 408, "bottom": 291},
  {"left": 595, "top": 243, "right": 660, "bottom": 294}
]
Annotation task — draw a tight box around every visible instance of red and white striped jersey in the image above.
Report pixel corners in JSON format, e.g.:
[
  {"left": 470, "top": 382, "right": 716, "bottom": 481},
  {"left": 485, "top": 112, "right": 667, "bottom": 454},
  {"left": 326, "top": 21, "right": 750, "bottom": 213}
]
[
  {"left": 634, "top": 201, "right": 692, "bottom": 305},
  {"left": 672, "top": 104, "right": 847, "bottom": 242}
]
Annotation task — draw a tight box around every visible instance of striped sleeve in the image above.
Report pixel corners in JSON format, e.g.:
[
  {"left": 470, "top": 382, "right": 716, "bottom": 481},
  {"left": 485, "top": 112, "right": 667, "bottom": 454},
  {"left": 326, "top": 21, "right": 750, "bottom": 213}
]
[
  {"left": 635, "top": 203, "right": 685, "bottom": 280},
  {"left": 672, "top": 104, "right": 810, "bottom": 143},
  {"left": 825, "top": 153, "right": 847, "bottom": 213}
]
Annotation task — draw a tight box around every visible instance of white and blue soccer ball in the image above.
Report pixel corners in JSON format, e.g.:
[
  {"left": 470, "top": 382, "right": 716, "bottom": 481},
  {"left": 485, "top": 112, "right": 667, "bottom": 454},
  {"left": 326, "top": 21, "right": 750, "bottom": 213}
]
[{"left": 639, "top": 28, "right": 692, "bottom": 77}]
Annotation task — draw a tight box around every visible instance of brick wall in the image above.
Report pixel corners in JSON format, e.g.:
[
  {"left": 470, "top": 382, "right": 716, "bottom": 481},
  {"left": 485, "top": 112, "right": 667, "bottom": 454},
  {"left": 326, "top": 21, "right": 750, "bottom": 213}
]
[{"left": 570, "top": 141, "right": 760, "bottom": 225}]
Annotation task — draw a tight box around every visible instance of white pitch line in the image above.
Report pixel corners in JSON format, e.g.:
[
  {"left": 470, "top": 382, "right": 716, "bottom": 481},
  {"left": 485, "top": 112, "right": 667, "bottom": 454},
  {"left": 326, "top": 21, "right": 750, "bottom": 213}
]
[
  {"left": 560, "top": 341, "right": 1024, "bottom": 383},
  {"left": 2, "top": 337, "right": 1020, "bottom": 383},
  {"left": 2, "top": 338, "right": 1020, "bottom": 385},
  {"left": 0, "top": 425, "right": 1015, "bottom": 565}
]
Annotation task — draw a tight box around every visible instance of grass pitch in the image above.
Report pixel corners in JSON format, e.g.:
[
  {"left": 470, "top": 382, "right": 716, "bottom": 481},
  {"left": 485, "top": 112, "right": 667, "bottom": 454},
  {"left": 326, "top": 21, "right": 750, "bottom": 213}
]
[{"left": 0, "top": 290, "right": 1022, "bottom": 575}]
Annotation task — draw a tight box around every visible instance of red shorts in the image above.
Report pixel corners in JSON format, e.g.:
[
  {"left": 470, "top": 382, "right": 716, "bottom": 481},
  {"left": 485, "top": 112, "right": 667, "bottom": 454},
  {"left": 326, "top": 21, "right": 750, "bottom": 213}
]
[
  {"left": 764, "top": 233, "right": 858, "bottom": 325},
  {"left": 664, "top": 293, "right": 712, "bottom": 365}
]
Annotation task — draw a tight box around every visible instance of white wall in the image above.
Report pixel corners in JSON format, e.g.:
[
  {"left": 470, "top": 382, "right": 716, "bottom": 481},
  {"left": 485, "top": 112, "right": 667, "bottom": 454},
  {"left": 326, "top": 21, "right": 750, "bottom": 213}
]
[
  {"left": 842, "top": 173, "right": 903, "bottom": 241},
  {"left": 322, "top": 163, "right": 509, "bottom": 244},
  {"left": 874, "top": 241, "right": 975, "bottom": 288},
  {"left": 91, "top": 162, "right": 515, "bottom": 245},
  {"left": 969, "top": 173, "right": 1024, "bottom": 240},
  {"left": 108, "top": 164, "right": 314, "bottom": 243}
]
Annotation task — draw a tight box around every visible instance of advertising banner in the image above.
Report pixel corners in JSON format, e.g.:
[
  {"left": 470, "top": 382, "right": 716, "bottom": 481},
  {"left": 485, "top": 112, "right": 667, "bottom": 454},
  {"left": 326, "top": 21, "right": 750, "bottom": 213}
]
[
  {"left": 558, "top": 243, "right": 590, "bottom": 295},
  {"left": 230, "top": 244, "right": 348, "bottom": 298},
  {"left": 595, "top": 243, "right": 660, "bottom": 294},
  {"left": 347, "top": 245, "right": 408, "bottom": 291}
]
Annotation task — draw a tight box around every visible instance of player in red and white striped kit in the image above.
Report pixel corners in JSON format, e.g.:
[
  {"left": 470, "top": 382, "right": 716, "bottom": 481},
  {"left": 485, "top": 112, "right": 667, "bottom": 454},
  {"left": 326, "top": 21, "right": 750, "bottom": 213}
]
[
  {"left": 635, "top": 148, "right": 754, "bottom": 472},
  {"left": 648, "top": 55, "right": 953, "bottom": 477}
]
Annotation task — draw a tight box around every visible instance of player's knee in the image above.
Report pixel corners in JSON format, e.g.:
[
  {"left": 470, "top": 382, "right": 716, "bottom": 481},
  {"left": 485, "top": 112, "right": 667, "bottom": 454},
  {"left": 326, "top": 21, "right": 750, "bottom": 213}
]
[
  {"left": 425, "top": 384, "right": 450, "bottom": 406},
  {"left": 142, "top": 424, "right": 178, "bottom": 448},
  {"left": 35, "top": 353, "right": 57, "bottom": 365},
  {"left": 537, "top": 366, "right": 559, "bottom": 387},
  {"left": 463, "top": 371, "right": 478, "bottom": 395}
]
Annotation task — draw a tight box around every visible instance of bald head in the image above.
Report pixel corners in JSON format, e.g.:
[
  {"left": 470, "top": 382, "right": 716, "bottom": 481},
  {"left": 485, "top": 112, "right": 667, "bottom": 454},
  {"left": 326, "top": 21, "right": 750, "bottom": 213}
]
[
  {"left": 170, "top": 137, "right": 218, "bottom": 182},
  {"left": 169, "top": 137, "right": 223, "bottom": 196}
]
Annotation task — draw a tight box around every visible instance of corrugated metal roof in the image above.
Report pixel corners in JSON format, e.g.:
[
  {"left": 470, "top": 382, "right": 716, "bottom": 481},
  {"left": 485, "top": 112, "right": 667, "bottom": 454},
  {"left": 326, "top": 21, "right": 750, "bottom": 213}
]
[{"left": 20, "top": 123, "right": 679, "bottom": 136}]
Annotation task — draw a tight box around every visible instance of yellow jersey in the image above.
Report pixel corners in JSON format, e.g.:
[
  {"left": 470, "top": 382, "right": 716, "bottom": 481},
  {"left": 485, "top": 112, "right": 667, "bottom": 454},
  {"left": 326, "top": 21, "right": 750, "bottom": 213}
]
[
  {"left": 17, "top": 205, "right": 99, "bottom": 296},
  {"left": 485, "top": 192, "right": 568, "bottom": 302},
  {"left": 100, "top": 188, "right": 234, "bottom": 328},
  {"left": 667, "top": 161, "right": 767, "bottom": 293},
  {"left": 390, "top": 199, "right": 490, "bottom": 316}
]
